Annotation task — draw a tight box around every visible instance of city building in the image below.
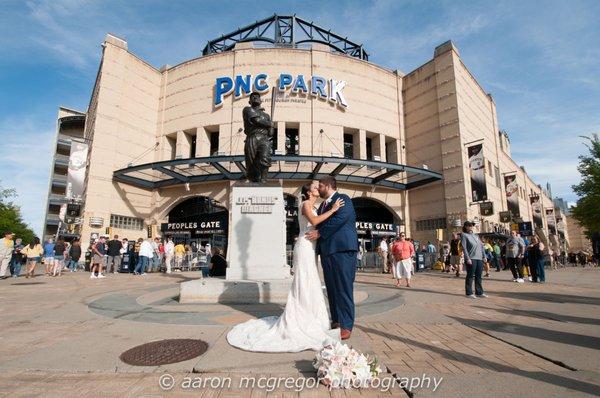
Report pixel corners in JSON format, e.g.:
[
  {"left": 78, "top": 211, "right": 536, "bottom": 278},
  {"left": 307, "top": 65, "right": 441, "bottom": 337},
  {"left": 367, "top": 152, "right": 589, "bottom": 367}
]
[
  {"left": 566, "top": 215, "right": 592, "bottom": 253},
  {"left": 43, "top": 15, "right": 568, "bottom": 256},
  {"left": 42, "top": 107, "right": 86, "bottom": 240}
]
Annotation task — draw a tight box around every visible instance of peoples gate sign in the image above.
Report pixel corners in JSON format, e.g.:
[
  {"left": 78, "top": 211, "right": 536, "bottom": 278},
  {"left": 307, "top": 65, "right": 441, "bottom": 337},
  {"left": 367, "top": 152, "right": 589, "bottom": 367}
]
[{"left": 215, "top": 73, "right": 348, "bottom": 108}]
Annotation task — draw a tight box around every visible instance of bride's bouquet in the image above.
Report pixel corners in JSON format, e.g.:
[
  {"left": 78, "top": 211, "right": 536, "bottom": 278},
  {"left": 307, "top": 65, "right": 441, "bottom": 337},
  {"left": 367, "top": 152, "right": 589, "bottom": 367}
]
[{"left": 313, "top": 341, "right": 383, "bottom": 389}]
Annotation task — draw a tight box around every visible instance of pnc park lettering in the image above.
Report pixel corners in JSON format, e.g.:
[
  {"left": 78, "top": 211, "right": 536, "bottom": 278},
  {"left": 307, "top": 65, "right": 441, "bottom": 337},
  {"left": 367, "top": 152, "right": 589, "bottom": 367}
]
[{"left": 215, "top": 73, "right": 348, "bottom": 108}]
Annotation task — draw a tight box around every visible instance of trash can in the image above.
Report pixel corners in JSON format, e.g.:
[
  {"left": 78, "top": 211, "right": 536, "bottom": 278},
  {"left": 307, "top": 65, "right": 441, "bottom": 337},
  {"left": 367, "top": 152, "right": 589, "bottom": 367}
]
[
  {"left": 416, "top": 253, "right": 425, "bottom": 272},
  {"left": 120, "top": 253, "right": 132, "bottom": 273}
]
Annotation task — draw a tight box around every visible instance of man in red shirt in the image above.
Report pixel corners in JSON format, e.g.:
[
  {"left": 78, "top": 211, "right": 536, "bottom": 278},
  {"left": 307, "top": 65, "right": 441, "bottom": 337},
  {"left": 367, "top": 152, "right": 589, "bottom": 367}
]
[{"left": 391, "top": 233, "right": 415, "bottom": 287}]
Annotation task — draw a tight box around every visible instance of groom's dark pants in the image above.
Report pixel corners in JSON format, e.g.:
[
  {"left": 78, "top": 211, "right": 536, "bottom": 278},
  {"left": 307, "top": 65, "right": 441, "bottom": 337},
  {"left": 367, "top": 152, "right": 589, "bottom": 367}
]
[{"left": 321, "top": 251, "right": 357, "bottom": 331}]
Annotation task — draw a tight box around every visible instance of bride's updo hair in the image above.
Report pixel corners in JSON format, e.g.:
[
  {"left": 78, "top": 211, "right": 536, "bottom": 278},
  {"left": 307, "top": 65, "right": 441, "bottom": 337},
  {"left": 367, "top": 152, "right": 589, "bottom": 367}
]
[{"left": 301, "top": 183, "right": 312, "bottom": 201}]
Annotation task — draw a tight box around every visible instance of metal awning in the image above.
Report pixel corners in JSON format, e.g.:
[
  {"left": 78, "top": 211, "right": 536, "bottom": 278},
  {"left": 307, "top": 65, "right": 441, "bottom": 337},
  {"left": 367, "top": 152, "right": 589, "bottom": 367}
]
[{"left": 113, "top": 155, "right": 442, "bottom": 190}]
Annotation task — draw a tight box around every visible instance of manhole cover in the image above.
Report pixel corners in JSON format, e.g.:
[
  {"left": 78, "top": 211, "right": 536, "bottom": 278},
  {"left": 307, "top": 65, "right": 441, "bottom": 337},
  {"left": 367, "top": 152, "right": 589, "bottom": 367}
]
[{"left": 120, "top": 339, "right": 208, "bottom": 366}]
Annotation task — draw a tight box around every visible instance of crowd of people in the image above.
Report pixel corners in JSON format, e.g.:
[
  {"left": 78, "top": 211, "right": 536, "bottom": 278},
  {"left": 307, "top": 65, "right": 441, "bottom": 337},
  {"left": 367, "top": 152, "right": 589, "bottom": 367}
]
[
  {"left": 0, "top": 231, "right": 227, "bottom": 280},
  {"left": 368, "top": 220, "right": 599, "bottom": 299},
  {"left": 87, "top": 234, "right": 227, "bottom": 279}
]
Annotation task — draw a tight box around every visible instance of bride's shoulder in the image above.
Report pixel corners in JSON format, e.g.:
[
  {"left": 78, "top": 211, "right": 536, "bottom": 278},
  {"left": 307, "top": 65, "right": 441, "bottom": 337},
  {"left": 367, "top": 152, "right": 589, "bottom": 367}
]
[{"left": 300, "top": 200, "right": 317, "bottom": 213}]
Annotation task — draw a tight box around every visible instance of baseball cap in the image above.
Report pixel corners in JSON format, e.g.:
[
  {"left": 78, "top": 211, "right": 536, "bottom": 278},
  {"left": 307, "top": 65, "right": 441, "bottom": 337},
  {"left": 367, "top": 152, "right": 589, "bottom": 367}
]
[{"left": 463, "top": 221, "right": 475, "bottom": 227}]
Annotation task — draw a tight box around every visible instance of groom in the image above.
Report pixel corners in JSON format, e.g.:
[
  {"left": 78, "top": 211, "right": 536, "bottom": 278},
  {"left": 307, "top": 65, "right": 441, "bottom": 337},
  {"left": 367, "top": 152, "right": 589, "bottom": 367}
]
[{"left": 306, "top": 176, "right": 358, "bottom": 340}]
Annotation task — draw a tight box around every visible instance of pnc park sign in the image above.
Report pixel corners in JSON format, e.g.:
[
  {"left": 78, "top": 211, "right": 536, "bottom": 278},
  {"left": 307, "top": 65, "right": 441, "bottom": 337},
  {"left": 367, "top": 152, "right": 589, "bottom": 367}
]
[{"left": 215, "top": 73, "right": 348, "bottom": 109}]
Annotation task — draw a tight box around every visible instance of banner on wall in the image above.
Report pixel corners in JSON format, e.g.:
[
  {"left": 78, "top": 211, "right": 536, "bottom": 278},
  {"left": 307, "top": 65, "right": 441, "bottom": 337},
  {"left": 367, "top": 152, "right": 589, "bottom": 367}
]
[
  {"left": 546, "top": 208, "right": 557, "bottom": 235},
  {"left": 67, "top": 140, "right": 89, "bottom": 202},
  {"left": 467, "top": 143, "right": 487, "bottom": 202},
  {"left": 499, "top": 211, "right": 512, "bottom": 223},
  {"left": 504, "top": 174, "right": 520, "bottom": 218},
  {"left": 530, "top": 196, "right": 544, "bottom": 229}
]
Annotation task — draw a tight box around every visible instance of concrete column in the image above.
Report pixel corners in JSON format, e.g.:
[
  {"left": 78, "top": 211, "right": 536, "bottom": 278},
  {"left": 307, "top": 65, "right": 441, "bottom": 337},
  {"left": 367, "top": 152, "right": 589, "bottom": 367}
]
[
  {"left": 218, "top": 124, "right": 232, "bottom": 155},
  {"left": 175, "top": 130, "right": 190, "bottom": 159},
  {"left": 386, "top": 138, "right": 401, "bottom": 164},
  {"left": 358, "top": 129, "right": 367, "bottom": 159},
  {"left": 299, "top": 122, "right": 311, "bottom": 155},
  {"left": 374, "top": 134, "right": 386, "bottom": 162},
  {"left": 277, "top": 121, "right": 286, "bottom": 154},
  {"left": 159, "top": 134, "right": 175, "bottom": 161},
  {"left": 195, "top": 127, "right": 211, "bottom": 157}
]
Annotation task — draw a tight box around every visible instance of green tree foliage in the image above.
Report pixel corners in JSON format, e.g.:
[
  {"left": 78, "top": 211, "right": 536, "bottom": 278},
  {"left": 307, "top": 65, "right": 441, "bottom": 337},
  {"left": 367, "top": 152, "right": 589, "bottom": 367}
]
[
  {"left": 0, "top": 182, "right": 37, "bottom": 243},
  {"left": 571, "top": 134, "right": 600, "bottom": 237}
]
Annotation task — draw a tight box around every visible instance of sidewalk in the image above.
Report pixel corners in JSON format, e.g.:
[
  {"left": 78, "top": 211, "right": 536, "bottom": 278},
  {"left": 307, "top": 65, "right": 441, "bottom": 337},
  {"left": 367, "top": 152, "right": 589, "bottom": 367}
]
[{"left": 0, "top": 267, "right": 598, "bottom": 396}]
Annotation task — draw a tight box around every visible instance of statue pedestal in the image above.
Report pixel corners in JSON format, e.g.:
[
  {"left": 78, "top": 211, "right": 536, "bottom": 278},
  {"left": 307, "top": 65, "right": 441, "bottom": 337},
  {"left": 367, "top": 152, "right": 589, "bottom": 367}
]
[{"left": 179, "top": 182, "right": 292, "bottom": 304}]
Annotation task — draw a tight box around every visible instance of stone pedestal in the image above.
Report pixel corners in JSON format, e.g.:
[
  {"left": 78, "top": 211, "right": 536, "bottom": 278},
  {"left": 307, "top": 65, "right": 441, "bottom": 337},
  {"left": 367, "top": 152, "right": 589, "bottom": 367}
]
[
  {"left": 179, "top": 182, "right": 292, "bottom": 304},
  {"left": 226, "top": 182, "right": 289, "bottom": 280},
  {"left": 179, "top": 278, "right": 292, "bottom": 304}
]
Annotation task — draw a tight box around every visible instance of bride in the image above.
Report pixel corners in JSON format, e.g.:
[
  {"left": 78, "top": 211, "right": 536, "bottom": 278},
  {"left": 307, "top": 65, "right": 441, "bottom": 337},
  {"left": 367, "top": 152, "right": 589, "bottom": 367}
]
[{"left": 227, "top": 181, "right": 345, "bottom": 352}]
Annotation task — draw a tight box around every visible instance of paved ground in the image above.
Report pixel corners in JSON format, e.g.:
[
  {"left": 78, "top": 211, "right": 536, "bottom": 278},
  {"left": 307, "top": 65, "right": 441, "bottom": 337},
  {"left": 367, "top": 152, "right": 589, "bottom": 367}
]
[{"left": 0, "top": 265, "right": 599, "bottom": 397}]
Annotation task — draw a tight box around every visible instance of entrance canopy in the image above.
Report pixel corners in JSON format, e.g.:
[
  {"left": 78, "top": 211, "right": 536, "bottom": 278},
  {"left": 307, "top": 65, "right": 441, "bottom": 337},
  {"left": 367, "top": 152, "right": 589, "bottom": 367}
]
[{"left": 113, "top": 155, "right": 442, "bottom": 190}]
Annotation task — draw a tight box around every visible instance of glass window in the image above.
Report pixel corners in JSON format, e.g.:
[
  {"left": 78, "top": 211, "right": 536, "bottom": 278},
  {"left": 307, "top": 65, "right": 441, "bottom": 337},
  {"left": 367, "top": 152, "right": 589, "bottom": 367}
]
[
  {"left": 110, "top": 214, "right": 143, "bottom": 230},
  {"left": 190, "top": 135, "right": 196, "bottom": 158},
  {"left": 285, "top": 128, "right": 299, "bottom": 155},
  {"left": 416, "top": 217, "right": 447, "bottom": 231},
  {"left": 366, "top": 137, "right": 373, "bottom": 160},
  {"left": 343, "top": 134, "right": 354, "bottom": 159},
  {"left": 210, "top": 131, "right": 219, "bottom": 155}
]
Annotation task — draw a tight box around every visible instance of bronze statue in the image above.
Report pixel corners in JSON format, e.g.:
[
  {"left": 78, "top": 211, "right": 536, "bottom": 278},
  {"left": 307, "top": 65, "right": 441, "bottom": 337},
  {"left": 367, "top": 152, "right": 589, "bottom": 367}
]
[{"left": 243, "top": 92, "right": 274, "bottom": 183}]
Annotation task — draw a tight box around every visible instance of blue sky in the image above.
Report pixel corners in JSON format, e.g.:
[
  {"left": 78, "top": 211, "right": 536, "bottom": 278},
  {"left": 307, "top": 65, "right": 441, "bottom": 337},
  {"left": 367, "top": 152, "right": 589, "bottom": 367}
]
[{"left": 1, "top": 0, "right": 599, "bottom": 236}]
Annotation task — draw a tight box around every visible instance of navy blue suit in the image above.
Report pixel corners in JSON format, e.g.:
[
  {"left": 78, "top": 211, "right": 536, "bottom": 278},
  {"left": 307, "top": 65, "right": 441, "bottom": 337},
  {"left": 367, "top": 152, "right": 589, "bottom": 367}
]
[{"left": 317, "top": 192, "right": 358, "bottom": 330}]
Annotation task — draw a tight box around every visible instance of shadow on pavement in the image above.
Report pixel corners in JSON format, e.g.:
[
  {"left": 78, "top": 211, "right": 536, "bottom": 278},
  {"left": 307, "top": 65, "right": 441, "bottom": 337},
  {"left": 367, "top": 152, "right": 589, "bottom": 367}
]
[
  {"left": 355, "top": 324, "right": 600, "bottom": 396},
  {"left": 448, "top": 315, "right": 600, "bottom": 351},
  {"left": 491, "top": 291, "right": 600, "bottom": 306},
  {"left": 474, "top": 305, "right": 600, "bottom": 326}
]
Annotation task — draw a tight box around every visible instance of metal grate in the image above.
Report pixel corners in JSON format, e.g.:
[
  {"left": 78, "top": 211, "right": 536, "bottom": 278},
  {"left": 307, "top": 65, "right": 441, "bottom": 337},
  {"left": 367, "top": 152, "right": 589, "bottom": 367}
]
[{"left": 120, "top": 339, "right": 208, "bottom": 366}]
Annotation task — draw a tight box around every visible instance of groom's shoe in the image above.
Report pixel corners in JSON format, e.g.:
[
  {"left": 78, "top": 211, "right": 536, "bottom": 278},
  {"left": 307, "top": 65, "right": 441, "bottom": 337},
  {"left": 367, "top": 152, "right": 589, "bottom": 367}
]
[
  {"left": 340, "top": 329, "right": 352, "bottom": 340},
  {"left": 331, "top": 322, "right": 340, "bottom": 329}
]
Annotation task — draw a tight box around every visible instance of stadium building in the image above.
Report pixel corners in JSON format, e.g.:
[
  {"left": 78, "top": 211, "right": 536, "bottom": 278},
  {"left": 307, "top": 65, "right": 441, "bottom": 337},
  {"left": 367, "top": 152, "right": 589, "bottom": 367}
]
[{"left": 43, "top": 15, "right": 569, "bottom": 257}]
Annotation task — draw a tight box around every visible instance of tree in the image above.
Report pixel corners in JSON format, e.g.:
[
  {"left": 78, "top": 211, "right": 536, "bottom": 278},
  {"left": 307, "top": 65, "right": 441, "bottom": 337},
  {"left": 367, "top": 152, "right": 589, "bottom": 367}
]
[
  {"left": 571, "top": 134, "right": 600, "bottom": 237},
  {"left": 0, "top": 182, "right": 37, "bottom": 243}
]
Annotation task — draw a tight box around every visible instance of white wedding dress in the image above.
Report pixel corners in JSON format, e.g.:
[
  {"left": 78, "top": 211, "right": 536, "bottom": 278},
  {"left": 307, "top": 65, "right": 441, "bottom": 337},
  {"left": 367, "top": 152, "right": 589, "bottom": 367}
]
[{"left": 226, "top": 202, "right": 341, "bottom": 352}]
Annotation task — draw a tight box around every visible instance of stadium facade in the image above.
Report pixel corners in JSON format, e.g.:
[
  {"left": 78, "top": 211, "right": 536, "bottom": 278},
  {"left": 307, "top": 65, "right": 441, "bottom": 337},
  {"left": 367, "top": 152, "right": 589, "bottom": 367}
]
[{"left": 43, "top": 15, "right": 570, "bottom": 255}]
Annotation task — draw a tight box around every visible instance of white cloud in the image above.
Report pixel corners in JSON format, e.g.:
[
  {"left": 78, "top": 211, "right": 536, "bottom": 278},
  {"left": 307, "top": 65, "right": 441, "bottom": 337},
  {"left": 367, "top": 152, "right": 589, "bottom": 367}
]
[{"left": 0, "top": 116, "right": 55, "bottom": 237}]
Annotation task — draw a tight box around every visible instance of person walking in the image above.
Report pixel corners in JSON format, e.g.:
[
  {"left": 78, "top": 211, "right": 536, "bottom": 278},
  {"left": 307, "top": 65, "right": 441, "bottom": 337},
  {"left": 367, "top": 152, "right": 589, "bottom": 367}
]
[
  {"left": 506, "top": 231, "right": 525, "bottom": 283},
  {"left": 493, "top": 240, "right": 501, "bottom": 272},
  {"left": 90, "top": 236, "right": 107, "bottom": 279},
  {"left": 208, "top": 248, "right": 227, "bottom": 277},
  {"left": 134, "top": 238, "right": 153, "bottom": 275},
  {"left": 0, "top": 232, "right": 15, "bottom": 279},
  {"left": 483, "top": 238, "right": 493, "bottom": 278},
  {"left": 448, "top": 232, "right": 462, "bottom": 277},
  {"left": 379, "top": 238, "right": 389, "bottom": 274},
  {"left": 391, "top": 233, "right": 415, "bottom": 288},
  {"left": 205, "top": 242, "right": 212, "bottom": 268},
  {"left": 460, "top": 221, "right": 486, "bottom": 299},
  {"left": 157, "top": 238, "right": 165, "bottom": 271},
  {"left": 52, "top": 238, "right": 66, "bottom": 276},
  {"left": 68, "top": 240, "right": 82, "bottom": 271},
  {"left": 174, "top": 241, "right": 185, "bottom": 270},
  {"left": 164, "top": 236, "right": 174, "bottom": 274},
  {"left": 150, "top": 237, "right": 161, "bottom": 273},
  {"left": 42, "top": 238, "right": 55, "bottom": 276},
  {"left": 106, "top": 235, "right": 123, "bottom": 274},
  {"left": 528, "top": 236, "right": 546, "bottom": 283},
  {"left": 21, "top": 238, "right": 43, "bottom": 278},
  {"left": 10, "top": 238, "right": 25, "bottom": 278}
]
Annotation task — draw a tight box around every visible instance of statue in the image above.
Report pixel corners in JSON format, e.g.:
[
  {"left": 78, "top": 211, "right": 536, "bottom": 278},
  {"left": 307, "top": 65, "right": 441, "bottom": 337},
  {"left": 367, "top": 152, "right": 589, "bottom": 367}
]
[{"left": 243, "top": 92, "right": 275, "bottom": 183}]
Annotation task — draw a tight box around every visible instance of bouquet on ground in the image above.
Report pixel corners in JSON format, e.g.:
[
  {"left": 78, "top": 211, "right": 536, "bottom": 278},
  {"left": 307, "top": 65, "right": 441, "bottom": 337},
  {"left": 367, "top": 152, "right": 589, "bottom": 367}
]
[{"left": 313, "top": 341, "right": 382, "bottom": 389}]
